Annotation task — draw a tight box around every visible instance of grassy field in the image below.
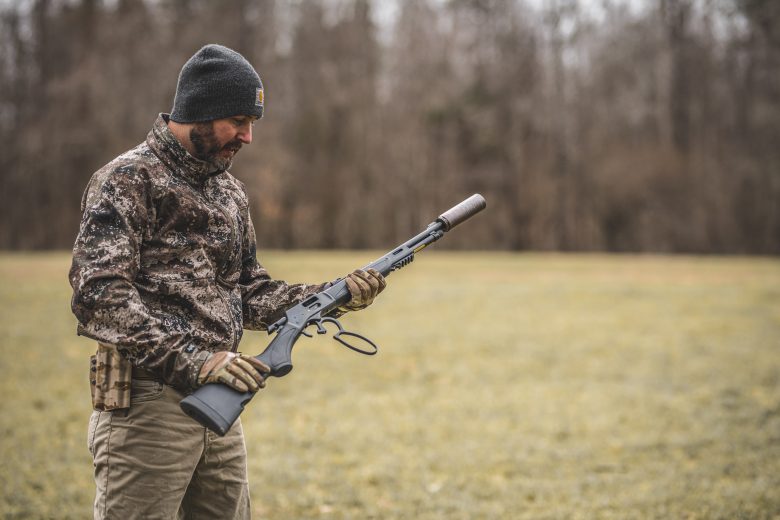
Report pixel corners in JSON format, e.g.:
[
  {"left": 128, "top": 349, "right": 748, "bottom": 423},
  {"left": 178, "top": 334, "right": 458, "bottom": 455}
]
[{"left": 1, "top": 251, "right": 779, "bottom": 519}]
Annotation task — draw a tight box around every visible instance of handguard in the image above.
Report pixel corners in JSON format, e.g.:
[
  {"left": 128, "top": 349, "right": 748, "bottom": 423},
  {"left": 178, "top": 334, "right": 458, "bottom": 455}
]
[{"left": 180, "top": 194, "right": 487, "bottom": 435}]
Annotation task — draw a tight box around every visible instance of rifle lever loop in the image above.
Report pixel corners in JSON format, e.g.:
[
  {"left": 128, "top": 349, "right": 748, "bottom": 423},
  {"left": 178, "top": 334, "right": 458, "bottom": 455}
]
[{"left": 316, "top": 317, "right": 378, "bottom": 356}]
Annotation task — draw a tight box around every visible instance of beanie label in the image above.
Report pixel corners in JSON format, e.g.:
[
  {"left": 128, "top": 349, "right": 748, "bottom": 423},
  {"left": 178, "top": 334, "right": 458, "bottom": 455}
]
[{"left": 256, "top": 88, "right": 264, "bottom": 107}]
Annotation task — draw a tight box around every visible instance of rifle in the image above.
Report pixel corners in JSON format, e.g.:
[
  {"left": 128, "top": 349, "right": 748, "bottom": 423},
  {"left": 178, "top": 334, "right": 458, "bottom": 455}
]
[{"left": 180, "top": 194, "right": 487, "bottom": 435}]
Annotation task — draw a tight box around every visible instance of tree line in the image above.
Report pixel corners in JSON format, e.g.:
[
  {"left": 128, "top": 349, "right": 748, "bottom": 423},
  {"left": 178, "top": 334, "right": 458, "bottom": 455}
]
[{"left": 1, "top": 0, "right": 778, "bottom": 253}]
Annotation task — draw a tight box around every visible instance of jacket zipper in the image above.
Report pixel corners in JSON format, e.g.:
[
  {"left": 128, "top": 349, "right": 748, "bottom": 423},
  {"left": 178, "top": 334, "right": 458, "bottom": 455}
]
[
  {"left": 203, "top": 182, "right": 241, "bottom": 353},
  {"left": 215, "top": 283, "right": 239, "bottom": 352}
]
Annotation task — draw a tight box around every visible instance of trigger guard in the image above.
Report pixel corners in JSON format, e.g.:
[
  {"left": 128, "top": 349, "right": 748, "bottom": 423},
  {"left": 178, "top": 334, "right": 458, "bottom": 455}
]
[
  {"left": 318, "top": 316, "right": 344, "bottom": 332},
  {"left": 305, "top": 317, "right": 335, "bottom": 336}
]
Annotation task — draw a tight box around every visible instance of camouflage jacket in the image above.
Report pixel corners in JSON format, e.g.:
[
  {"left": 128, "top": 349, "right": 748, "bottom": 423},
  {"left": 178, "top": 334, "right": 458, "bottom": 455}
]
[{"left": 70, "top": 114, "right": 326, "bottom": 393}]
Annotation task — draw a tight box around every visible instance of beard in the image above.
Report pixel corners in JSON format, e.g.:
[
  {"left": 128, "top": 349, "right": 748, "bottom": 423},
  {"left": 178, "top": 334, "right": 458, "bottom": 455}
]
[{"left": 189, "top": 122, "right": 242, "bottom": 172}]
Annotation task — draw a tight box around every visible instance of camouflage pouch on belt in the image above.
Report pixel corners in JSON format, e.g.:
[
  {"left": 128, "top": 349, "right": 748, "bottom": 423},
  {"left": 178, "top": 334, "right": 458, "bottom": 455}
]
[{"left": 90, "top": 343, "right": 132, "bottom": 411}]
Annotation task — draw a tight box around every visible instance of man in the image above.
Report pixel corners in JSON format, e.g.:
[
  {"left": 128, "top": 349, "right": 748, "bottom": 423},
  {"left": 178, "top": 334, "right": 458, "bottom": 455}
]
[{"left": 69, "top": 44, "right": 386, "bottom": 519}]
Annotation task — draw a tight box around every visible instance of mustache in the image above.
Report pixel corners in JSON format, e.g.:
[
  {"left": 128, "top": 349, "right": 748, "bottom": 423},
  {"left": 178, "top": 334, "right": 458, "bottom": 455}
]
[{"left": 222, "top": 140, "right": 242, "bottom": 153}]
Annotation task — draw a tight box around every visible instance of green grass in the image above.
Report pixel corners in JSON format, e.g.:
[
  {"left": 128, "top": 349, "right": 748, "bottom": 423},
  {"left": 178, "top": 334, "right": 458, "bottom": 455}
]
[{"left": 1, "top": 252, "right": 779, "bottom": 519}]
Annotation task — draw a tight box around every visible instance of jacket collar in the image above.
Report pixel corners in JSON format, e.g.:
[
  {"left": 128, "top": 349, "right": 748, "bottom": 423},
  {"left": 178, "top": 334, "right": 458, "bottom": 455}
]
[{"left": 146, "top": 113, "right": 221, "bottom": 185}]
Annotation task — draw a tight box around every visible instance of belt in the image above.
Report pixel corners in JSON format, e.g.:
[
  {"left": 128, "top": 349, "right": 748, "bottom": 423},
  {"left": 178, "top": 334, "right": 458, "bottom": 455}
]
[{"left": 132, "top": 367, "right": 161, "bottom": 381}]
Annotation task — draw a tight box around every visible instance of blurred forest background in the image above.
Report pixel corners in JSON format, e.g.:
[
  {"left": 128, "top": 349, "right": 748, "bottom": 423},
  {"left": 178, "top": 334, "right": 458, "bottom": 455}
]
[{"left": 0, "top": 0, "right": 778, "bottom": 254}]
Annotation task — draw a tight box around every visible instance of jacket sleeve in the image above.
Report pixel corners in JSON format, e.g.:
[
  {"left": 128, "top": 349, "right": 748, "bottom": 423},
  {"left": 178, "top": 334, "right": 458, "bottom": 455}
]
[
  {"left": 239, "top": 205, "right": 329, "bottom": 330},
  {"left": 69, "top": 166, "right": 209, "bottom": 392}
]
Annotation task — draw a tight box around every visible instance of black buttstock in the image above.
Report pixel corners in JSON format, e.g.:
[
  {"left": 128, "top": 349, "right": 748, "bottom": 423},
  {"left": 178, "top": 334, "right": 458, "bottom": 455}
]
[{"left": 179, "top": 383, "right": 252, "bottom": 436}]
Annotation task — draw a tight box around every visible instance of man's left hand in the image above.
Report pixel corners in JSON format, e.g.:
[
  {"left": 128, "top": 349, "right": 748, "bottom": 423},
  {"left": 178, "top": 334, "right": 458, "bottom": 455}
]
[{"left": 341, "top": 268, "right": 386, "bottom": 311}]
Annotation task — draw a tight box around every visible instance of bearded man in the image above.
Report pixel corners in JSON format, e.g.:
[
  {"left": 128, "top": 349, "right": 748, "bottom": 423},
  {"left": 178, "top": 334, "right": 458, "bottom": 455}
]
[{"left": 69, "top": 44, "right": 385, "bottom": 519}]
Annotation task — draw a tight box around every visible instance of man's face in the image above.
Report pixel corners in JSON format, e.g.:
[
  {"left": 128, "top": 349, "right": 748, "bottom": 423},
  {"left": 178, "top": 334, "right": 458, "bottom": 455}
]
[{"left": 189, "top": 116, "right": 256, "bottom": 171}]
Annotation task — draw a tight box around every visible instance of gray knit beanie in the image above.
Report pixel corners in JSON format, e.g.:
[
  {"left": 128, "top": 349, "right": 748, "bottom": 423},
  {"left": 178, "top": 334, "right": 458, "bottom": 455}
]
[{"left": 170, "top": 44, "right": 264, "bottom": 123}]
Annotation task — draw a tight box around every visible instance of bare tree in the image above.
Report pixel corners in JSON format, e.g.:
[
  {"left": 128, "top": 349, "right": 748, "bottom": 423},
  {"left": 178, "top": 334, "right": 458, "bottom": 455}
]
[{"left": 0, "top": 0, "right": 777, "bottom": 253}]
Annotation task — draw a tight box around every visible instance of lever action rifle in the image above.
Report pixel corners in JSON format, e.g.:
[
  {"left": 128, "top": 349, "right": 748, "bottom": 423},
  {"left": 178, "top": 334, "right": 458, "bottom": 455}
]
[{"left": 180, "top": 194, "right": 487, "bottom": 435}]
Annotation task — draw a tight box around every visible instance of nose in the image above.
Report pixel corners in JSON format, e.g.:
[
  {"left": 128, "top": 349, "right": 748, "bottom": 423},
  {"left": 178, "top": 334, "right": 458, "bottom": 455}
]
[{"left": 237, "top": 123, "right": 252, "bottom": 144}]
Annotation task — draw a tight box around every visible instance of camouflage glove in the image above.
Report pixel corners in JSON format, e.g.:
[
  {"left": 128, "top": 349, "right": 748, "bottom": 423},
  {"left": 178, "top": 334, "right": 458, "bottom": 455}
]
[
  {"left": 197, "top": 351, "right": 270, "bottom": 393},
  {"left": 340, "top": 268, "right": 387, "bottom": 311}
]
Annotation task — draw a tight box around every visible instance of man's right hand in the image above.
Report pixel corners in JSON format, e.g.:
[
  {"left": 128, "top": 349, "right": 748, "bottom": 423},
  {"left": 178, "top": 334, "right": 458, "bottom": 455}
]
[{"left": 197, "top": 351, "right": 270, "bottom": 393}]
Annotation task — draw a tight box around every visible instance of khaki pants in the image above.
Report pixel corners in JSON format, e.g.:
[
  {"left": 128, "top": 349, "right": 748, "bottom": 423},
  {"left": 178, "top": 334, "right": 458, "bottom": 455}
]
[{"left": 87, "top": 379, "right": 251, "bottom": 519}]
